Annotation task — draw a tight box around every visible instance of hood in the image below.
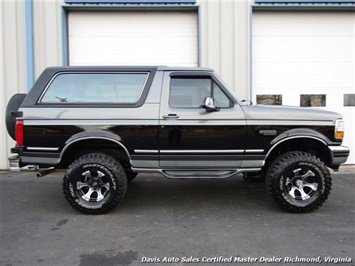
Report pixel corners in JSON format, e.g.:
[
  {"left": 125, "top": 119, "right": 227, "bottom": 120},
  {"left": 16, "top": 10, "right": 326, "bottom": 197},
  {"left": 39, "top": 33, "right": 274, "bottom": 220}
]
[{"left": 241, "top": 105, "right": 342, "bottom": 122}]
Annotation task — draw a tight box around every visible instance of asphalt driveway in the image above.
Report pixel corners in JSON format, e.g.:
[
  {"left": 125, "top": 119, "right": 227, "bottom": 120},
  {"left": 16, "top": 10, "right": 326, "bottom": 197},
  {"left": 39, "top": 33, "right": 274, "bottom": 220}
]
[{"left": 0, "top": 167, "right": 354, "bottom": 266}]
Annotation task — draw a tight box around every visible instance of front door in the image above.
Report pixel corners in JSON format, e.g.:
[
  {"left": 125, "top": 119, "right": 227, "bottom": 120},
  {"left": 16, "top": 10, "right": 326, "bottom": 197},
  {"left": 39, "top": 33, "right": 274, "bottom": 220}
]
[{"left": 159, "top": 71, "right": 247, "bottom": 169}]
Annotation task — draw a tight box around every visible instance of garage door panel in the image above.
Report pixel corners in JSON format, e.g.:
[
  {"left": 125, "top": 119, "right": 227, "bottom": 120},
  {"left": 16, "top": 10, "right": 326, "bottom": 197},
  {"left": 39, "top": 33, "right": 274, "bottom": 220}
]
[
  {"left": 253, "top": 12, "right": 355, "bottom": 164},
  {"left": 68, "top": 11, "right": 198, "bottom": 66},
  {"left": 254, "top": 12, "right": 353, "bottom": 37},
  {"left": 254, "top": 37, "right": 352, "bottom": 63},
  {"left": 254, "top": 62, "right": 353, "bottom": 89}
]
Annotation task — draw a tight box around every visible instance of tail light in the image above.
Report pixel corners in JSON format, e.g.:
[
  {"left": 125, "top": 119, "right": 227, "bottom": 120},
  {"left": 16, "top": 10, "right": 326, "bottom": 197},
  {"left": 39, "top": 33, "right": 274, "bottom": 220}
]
[
  {"left": 16, "top": 120, "right": 24, "bottom": 146},
  {"left": 335, "top": 119, "right": 344, "bottom": 140}
]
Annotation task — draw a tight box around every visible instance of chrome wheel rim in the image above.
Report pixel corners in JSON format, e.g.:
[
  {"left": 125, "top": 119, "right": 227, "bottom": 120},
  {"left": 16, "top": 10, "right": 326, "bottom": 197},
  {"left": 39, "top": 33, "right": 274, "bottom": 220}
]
[
  {"left": 282, "top": 167, "right": 321, "bottom": 205},
  {"left": 77, "top": 170, "right": 111, "bottom": 203}
]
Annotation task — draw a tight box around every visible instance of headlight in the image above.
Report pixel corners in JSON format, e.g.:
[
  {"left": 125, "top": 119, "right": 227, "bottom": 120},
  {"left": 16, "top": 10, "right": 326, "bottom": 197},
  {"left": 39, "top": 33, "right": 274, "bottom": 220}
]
[{"left": 335, "top": 119, "right": 344, "bottom": 140}]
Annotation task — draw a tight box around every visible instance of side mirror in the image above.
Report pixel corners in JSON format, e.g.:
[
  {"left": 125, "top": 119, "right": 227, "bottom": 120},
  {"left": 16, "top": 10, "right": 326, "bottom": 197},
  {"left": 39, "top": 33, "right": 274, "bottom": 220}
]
[{"left": 201, "top": 97, "right": 220, "bottom": 112}]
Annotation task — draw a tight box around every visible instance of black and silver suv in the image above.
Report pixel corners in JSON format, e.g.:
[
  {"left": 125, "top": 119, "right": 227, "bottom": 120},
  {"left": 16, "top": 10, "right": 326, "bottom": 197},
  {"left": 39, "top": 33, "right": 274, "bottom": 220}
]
[{"left": 6, "top": 66, "right": 350, "bottom": 214}]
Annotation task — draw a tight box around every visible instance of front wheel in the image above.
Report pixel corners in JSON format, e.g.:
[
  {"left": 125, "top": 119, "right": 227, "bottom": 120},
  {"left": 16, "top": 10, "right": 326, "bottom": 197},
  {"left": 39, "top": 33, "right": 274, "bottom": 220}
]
[
  {"left": 266, "top": 151, "right": 331, "bottom": 213},
  {"left": 63, "top": 153, "right": 127, "bottom": 214}
]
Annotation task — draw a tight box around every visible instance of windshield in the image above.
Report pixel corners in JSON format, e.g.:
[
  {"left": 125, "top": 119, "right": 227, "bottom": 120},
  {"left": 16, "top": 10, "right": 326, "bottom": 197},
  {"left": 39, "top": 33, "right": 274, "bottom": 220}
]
[{"left": 213, "top": 72, "right": 243, "bottom": 104}]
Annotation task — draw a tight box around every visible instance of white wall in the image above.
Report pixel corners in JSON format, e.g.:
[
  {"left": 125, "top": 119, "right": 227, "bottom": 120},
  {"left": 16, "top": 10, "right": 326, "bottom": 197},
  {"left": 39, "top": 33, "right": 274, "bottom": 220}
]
[{"left": 252, "top": 11, "right": 355, "bottom": 164}]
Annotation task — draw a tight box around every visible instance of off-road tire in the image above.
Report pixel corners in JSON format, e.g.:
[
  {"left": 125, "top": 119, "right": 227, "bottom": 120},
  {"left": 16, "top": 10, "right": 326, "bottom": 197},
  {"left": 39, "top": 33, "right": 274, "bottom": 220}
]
[
  {"left": 63, "top": 153, "right": 127, "bottom": 214},
  {"left": 266, "top": 151, "right": 331, "bottom": 213}
]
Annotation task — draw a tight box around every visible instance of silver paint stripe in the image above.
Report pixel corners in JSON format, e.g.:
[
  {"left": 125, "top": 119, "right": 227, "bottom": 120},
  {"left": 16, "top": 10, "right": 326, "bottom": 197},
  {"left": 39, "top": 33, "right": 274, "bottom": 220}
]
[
  {"left": 245, "top": 149, "right": 264, "bottom": 153},
  {"left": 23, "top": 119, "right": 334, "bottom": 127},
  {"left": 160, "top": 150, "right": 245, "bottom": 154},
  {"left": 137, "top": 150, "right": 264, "bottom": 154},
  {"left": 27, "top": 147, "right": 59, "bottom": 151},
  {"left": 134, "top": 150, "right": 159, "bottom": 154},
  {"left": 24, "top": 120, "right": 159, "bottom": 126},
  {"left": 160, "top": 120, "right": 247, "bottom": 126},
  {"left": 247, "top": 120, "right": 334, "bottom": 126}
]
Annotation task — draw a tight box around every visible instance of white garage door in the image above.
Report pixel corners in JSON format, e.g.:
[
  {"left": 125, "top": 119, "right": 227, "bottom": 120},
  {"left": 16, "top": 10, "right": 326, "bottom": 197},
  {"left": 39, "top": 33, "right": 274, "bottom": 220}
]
[
  {"left": 68, "top": 11, "right": 198, "bottom": 66},
  {"left": 253, "top": 11, "right": 355, "bottom": 164}
]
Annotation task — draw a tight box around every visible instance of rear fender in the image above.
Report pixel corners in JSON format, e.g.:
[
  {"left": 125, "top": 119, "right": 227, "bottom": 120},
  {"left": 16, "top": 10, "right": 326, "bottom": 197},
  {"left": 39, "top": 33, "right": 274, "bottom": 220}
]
[{"left": 59, "top": 131, "right": 131, "bottom": 163}]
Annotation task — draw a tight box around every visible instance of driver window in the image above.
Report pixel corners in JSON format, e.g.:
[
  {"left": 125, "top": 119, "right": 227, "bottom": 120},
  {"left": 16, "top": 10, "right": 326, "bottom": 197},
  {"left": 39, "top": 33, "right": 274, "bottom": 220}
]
[{"left": 169, "top": 77, "right": 232, "bottom": 109}]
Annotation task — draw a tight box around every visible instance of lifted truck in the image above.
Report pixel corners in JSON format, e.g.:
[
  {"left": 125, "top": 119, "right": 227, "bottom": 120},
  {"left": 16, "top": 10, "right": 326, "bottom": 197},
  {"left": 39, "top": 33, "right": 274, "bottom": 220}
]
[{"left": 6, "top": 66, "right": 350, "bottom": 214}]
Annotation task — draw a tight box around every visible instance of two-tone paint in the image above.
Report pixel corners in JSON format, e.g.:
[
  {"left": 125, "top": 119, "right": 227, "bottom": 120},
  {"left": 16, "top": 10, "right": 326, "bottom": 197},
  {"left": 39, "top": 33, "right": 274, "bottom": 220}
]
[{"left": 11, "top": 66, "right": 349, "bottom": 178}]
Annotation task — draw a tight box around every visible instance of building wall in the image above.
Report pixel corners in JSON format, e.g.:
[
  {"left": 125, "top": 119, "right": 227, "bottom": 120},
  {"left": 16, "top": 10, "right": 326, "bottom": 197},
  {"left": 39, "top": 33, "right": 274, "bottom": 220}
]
[
  {"left": 33, "top": 0, "right": 63, "bottom": 78},
  {"left": 1, "top": 1, "right": 27, "bottom": 169},
  {"left": 199, "top": 0, "right": 252, "bottom": 100}
]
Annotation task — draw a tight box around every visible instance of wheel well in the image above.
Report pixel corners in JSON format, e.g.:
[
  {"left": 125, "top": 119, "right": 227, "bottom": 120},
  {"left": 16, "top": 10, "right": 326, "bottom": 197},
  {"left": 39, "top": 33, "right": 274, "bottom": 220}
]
[
  {"left": 58, "top": 139, "right": 131, "bottom": 169},
  {"left": 264, "top": 138, "right": 330, "bottom": 169}
]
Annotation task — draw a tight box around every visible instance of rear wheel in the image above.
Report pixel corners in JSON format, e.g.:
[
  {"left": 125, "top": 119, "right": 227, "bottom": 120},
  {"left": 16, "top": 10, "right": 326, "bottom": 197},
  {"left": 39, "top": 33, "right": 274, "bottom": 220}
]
[
  {"left": 266, "top": 151, "right": 331, "bottom": 213},
  {"left": 63, "top": 153, "right": 127, "bottom": 214}
]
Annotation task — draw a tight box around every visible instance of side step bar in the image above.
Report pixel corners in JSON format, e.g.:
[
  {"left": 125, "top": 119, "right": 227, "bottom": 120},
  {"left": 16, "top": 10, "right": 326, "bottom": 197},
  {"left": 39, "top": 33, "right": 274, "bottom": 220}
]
[
  {"left": 161, "top": 170, "right": 238, "bottom": 179},
  {"left": 132, "top": 167, "right": 262, "bottom": 179}
]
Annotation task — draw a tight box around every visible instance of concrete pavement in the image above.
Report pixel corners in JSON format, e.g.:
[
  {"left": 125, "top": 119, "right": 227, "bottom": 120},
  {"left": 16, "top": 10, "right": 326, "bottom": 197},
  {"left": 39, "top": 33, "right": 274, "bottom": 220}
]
[{"left": 0, "top": 166, "right": 354, "bottom": 266}]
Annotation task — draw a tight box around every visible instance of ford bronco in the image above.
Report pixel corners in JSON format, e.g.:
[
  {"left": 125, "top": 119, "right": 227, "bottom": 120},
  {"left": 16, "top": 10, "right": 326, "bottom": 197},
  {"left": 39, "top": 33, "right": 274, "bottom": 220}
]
[{"left": 6, "top": 66, "right": 350, "bottom": 214}]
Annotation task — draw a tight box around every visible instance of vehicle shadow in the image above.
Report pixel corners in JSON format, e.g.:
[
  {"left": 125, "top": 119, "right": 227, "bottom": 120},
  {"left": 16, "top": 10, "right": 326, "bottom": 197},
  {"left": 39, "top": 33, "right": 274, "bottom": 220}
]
[{"left": 116, "top": 173, "right": 276, "bottom": 214}]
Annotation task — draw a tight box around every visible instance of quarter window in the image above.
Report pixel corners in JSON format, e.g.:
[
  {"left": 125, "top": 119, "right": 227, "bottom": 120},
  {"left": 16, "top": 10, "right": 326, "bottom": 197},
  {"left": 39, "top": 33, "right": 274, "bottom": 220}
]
[
  {"left": 169, "top": 77, "right": 232, "bottom": 108},
  {"left": 344, "top": 94, "right": 355, "bottom": 107},
  {"left": 256, "top": 95, "right": 282, "bottom": 105},
  {"left": 300, "top": 94, "right": 326, "bottom": 107},
  {"left": 40, "top": 73, "right": 148, "bottom": 104}
]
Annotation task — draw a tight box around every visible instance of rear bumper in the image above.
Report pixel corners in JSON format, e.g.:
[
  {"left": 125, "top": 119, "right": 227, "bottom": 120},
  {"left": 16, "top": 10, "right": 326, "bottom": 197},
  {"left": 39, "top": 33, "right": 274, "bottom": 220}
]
[
  {"left": 328, "top": 145, "right": 350, "bottom": 169},
  {"left": 8, "top": 155, "right": 21, "bottom": 171},
  {"left": 9, "top": 148, "right": 60, "bottom": 170}
]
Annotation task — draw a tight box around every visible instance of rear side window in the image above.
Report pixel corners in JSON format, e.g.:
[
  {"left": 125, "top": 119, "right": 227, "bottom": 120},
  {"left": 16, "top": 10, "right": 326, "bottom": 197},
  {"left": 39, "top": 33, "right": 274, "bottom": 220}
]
[{"left": 40, "top": 73, "right": 149, "bottom": 104}]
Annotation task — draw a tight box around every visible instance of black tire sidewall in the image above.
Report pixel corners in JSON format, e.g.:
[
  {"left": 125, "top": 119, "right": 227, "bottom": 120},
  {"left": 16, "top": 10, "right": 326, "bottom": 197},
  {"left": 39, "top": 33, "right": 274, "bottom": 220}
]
[
  {"left": 267, "top": 152, "right": 331, "bottom": 213},
  {"left": 63, "top": 153, "right": 127, "bottom": 214}
]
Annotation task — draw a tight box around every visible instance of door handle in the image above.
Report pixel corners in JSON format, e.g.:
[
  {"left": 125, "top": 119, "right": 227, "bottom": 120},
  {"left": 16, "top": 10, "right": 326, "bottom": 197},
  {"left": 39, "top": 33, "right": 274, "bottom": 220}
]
[{"left": 162, "top": 114, "right": 179, "bottom": 120}]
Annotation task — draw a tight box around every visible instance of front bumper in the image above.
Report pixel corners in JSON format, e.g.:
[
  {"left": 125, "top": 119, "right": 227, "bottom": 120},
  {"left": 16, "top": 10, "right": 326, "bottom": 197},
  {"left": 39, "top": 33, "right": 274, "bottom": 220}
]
[{"left": 329, "top": 145, "right": 350, "bottom": 169}]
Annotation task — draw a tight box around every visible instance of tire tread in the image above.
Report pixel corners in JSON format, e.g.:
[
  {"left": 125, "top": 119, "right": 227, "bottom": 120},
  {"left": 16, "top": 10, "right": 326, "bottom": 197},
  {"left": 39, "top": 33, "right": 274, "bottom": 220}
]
[
  {"left": 63, "top": 153, "right": 127, "bottom": 215},
  {"left": 266, "top": 151, "right": 332, "bottom": 213}
]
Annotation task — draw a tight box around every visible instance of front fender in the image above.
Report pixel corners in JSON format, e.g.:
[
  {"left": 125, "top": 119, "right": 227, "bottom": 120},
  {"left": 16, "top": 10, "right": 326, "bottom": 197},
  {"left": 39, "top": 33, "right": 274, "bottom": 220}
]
[{"left": 269, "top": 128, "right": 330, "bottom": 146}]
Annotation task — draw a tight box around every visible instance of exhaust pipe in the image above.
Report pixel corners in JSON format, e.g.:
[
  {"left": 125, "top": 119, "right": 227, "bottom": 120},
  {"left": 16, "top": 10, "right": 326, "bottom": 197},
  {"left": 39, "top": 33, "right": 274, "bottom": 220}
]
[{"left": 36, "top": 167, "right": 55, "bottom": 177}]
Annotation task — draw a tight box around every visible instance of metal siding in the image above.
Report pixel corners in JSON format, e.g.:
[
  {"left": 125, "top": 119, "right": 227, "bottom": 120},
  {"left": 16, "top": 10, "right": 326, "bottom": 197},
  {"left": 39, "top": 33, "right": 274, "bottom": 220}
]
[
  {"left": 33, "top": 0, "right": 63, "bottom": 79},
  {"left": 1, "top": 1, "right": 27, "bottom": 169},
  {"left": 25, "top": 0, "right": 35, "bottom": 90},
  {"left": 198, "top": 0, "right": 251, "bottom": 100}
]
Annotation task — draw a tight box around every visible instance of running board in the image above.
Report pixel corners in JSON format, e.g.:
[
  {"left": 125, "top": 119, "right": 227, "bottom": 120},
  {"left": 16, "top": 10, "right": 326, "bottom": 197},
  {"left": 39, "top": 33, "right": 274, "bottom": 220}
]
[
  {"left": 161, "top": 170, "right": 238, "bottom": 179},
  {"left": 131, "top": 167, "right": 262, "bottom": 179}
]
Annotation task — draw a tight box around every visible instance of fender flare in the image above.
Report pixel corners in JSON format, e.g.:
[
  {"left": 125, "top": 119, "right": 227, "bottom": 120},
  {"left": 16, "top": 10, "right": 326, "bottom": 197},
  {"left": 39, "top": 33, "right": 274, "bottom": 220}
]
[
  {"left": 264, "top": 128, "right": 330, "bottom": 163},
  {"left": 58, "top": 131, "right": 131, "bottom": 164}
]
